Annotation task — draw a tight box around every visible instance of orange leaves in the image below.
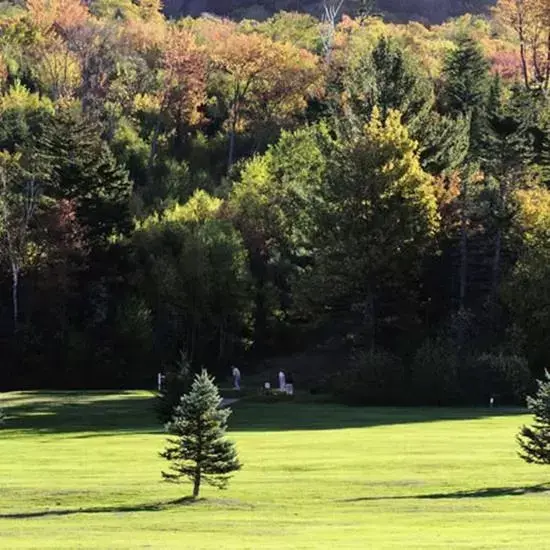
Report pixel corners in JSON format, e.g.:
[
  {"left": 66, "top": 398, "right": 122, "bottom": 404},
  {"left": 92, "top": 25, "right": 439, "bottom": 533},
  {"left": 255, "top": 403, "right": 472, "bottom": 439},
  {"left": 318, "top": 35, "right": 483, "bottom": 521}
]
[
  {"left": 123, "top": 14, "right": 166, "bottom": 54},
  {"left": 161, "top": 28, "right": 207, "bottom": 126},
  {"left": 0, "top": 53, "right": 7, "bottom": 88},
  {"left": 26, "top": 0, "right": 89, "bottom": 36}
]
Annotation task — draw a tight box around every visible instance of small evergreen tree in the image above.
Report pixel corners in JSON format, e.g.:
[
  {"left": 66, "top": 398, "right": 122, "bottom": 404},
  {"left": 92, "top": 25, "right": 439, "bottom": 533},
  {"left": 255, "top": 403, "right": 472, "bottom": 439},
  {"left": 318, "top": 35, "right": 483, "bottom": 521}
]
[
  {"left": 517, "top": 378, "right": 550, "bottom": 464},
  {"left": 160, "top": 370, "right": 241, "bottom": 498},
  {"left": 155, "top": 350, "right": 193, "bottom": 424}
]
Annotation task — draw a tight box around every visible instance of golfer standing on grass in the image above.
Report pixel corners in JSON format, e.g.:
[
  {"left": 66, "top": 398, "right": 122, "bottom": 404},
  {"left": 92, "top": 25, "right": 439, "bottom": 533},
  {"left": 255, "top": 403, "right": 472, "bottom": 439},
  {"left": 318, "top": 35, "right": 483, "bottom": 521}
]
[{"left": 232, "top": 365, "right": 241, "bottom": 390}]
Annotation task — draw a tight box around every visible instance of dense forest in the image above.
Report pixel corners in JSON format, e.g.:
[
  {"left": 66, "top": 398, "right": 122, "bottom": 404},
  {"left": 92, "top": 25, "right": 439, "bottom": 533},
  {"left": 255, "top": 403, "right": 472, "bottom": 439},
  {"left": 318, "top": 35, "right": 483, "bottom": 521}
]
[{"left": 0, "top": 0, "right": 549, "bottom": 403}]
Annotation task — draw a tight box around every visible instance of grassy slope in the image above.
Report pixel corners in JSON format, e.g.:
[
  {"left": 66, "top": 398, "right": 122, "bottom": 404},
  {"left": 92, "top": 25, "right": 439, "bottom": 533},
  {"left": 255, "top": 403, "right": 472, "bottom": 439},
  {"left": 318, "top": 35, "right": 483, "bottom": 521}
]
[{"left": 1, "top": 392, "right": 549, "bottom": 549}]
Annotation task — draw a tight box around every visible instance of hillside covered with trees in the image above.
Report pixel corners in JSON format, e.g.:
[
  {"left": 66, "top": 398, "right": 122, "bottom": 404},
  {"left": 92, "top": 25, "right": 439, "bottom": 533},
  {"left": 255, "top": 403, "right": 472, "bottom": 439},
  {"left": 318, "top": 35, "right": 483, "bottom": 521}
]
[
  {"left": 161, "top": 0, "right": 495, "bottom": 24},
  {"left": 0, "top": 0, "right": 549, "bottom": 404}
]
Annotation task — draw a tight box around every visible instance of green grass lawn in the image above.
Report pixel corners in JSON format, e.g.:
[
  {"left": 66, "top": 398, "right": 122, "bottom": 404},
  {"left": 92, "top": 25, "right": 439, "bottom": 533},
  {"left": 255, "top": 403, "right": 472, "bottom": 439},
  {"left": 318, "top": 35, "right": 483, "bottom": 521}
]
[{"left": 1, "top": 392, "right": 549, "bottom": 549}]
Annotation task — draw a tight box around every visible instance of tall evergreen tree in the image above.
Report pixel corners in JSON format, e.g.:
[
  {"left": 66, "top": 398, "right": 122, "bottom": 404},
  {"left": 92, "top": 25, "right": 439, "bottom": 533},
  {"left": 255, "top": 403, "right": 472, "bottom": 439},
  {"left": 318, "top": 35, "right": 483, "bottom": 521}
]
[
  {"left": 160, "top": 370, "right": 241, "bottom": 498},
  {"left": 483, "top": 77, "right": 534, "bottom": 314},
  {"left": 43, "top": 109, "right": 132, "bottom": 249},
  {"left": 440, "top": 35, "right": 491, "bottom": 158},
  {"left": 518, "top": 379, "right": 550, "bottom": 465},
  {"left": 343, "top": 36, "right": 433, "bottom": 134}
]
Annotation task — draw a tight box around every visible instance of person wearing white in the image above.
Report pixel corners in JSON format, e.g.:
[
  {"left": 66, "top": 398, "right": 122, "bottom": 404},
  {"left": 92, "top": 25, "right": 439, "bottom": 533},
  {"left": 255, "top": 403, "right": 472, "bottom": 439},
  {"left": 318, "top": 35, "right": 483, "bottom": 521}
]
[
  {"left": 232, "top": 366, "right": 241, "bottom": 390},
  {"left": 278, "top": 370, "right": 286, "bottom": 391}
]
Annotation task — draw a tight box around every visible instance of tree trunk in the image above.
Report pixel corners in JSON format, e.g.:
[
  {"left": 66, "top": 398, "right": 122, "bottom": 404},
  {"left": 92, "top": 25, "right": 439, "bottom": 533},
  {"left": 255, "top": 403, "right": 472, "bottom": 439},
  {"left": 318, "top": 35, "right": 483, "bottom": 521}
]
[
  {"left": 490, "top": 176, "right": 508, "bottom": 324},
  {"left": 518, "top": 19, "right": 530, "bottom": 89},
  {"left": 459, "top": 177, "right": 468, "bottom": 310},
  {"left": 193, "top": 466, "right": 201, "bottom": 498},
  {"left": 489, "top": 226, "right": 502, "bottom": 325},
  {"left": 545, "top": 30, "right": 550, "bottom": 91},
  {"left": 148, "top": 121, "right": 161, "bottom": 178},
  {"left": 227, "top": 119, "right": 236, "bottom": 174},
  {"left": 364, "top": 287, "right": 376, "bottom": 353},
  {"left": 11, "top": 263, "right": 19, "bottom": 334}
]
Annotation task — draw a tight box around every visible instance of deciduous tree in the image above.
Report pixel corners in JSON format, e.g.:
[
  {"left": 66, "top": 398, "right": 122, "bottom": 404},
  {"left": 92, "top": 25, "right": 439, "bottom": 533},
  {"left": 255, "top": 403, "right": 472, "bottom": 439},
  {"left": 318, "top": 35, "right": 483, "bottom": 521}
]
[
  {"left": 209, "top": 32, "right": 321, "bottom": 171},
  {"left": 308, "top": 109, "right": 439, "bottom": 349},
  {"left": 0, "top": 151, "right": 42, "bottom": 332}
]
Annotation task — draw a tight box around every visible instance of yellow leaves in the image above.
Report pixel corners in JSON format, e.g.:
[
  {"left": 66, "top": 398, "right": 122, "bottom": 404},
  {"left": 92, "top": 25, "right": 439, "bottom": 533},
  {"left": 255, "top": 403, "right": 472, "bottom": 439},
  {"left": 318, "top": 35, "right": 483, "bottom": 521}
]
[
  {"left": 229, "top": 155, "right": 271, "bottom": 216},
  {"left": 34, "top": 39, "right": 81, "bottom": 99},
  {"left": 123, "top": 17, "right": 166, "bottom": 53},
  {"left": 133, "top": 93, "right": 161, "bottom": 115},
  {"left": 185, "top": 17, "right": 237, "bottom": 45},
  {"left": 0, "top": 150, "right": 22, "bottom": 170},
  {"left": 0, "top": 81, "right": 54, "bottom": 113},
  {"left": 139, "top": 190, "right": 222, "bottom": 231},
  {"left": 364, "top": 108, "right": 419, "bottom": 159},
  {"left": 514, "top": 186, "right": 550, "bottom": 243},
  {"left": 170, "top": 190, "right": 222, "bottom": 224},
  {"left": 134, "top": 0, "right": 163, "bottom": 21},
  {"left": 358, "top": 107, "right": 439, "bottom": 237},
  {"left": 209, "top": 31, "right": 322, "bottom": 127}
]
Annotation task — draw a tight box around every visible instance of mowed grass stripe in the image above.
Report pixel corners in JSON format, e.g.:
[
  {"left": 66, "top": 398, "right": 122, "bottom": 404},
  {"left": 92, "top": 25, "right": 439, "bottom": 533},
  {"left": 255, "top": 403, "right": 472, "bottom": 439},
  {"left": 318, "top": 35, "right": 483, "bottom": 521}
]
[{"left": 1, "top": 392, "right": 549, "bottom": 549}]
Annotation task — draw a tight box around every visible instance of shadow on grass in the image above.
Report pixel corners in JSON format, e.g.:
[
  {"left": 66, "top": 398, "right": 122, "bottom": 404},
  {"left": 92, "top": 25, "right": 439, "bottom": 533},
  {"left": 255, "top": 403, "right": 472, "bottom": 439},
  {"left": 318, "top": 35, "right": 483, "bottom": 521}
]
[
  {"left": 343, "top": 483, "right": 550, "bottom": 502},
  {"left": 2, "top": 391, "right": 527, "bottom": 435},
  {"left": 0, "top": 497, "right": 198, "bottom": 519},
  {"left": 229, "top": 402, "right": 526, "bottom": 432},
  {"left": 2, "top": 391, "right": 160, "bottom": 435}
]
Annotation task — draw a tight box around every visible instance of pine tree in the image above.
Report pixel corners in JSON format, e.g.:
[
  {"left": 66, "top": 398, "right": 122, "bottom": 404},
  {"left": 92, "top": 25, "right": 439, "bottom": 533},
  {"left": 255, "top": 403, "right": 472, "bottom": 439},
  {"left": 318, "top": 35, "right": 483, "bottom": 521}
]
[
  {"left": 160, "top": 370, "right": 241, "bottom": 498},
  {"left": 518, "top": 379, "right": 550, "bottom": 464}
]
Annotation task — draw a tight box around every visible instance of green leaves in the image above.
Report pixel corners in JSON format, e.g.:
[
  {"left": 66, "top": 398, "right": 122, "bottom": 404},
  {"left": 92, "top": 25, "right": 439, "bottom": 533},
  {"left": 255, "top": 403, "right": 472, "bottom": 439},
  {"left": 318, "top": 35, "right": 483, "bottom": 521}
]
[{"left": 133, "top": 193, "right": 253, "bottom": 368}]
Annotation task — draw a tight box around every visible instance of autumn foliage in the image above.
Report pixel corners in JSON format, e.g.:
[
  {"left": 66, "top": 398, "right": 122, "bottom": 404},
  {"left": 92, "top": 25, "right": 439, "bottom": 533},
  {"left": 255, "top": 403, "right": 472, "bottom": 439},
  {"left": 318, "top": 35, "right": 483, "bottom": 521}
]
[{"left": 0, "top": 0, "right": 549, "bottom": 404}]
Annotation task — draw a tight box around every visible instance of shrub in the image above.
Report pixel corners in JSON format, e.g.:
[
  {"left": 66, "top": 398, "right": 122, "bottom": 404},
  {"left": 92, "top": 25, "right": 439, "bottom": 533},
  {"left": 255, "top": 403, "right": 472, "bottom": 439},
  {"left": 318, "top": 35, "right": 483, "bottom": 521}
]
[
  {"left": 410, "top": 337, "right": 461, "bottom": 405},
  {"left": 464, "top": 353, "right": 535, "bottom": 405},
  {"left": 247, "top": 389, "right": 295, "bottom": 403},
  {"left": 331, "top": 350, "right": 406, "bottom": 405}
]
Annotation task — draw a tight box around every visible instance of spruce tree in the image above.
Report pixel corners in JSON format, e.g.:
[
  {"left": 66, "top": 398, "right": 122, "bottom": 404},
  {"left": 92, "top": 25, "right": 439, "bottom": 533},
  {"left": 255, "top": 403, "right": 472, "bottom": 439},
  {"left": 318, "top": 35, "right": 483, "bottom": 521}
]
[
  {"left": 517, "top": 379, "right": 550, "bottom": 464},
  {"left": 160, "top": 370, "right": 241, "bottom": 498}
]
